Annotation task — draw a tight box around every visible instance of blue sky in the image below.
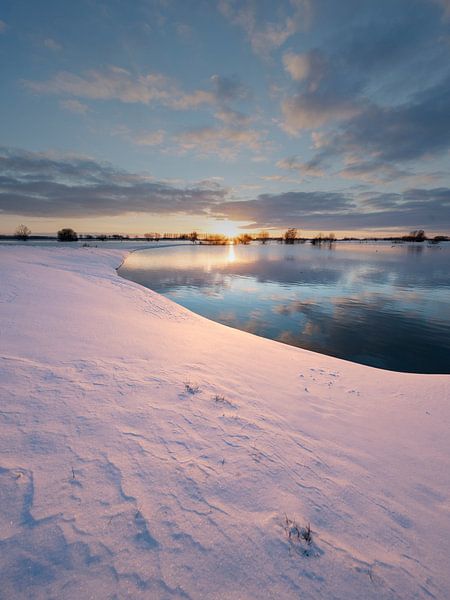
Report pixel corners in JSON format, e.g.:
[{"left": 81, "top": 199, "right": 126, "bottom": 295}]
[{"left": 0, "top": 0, "right": 449, "bottom": 235}]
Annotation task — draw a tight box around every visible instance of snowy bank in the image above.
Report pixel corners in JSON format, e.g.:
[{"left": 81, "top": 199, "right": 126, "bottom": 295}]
[{"left": 0, "top": 245, "right": 449, "bottom": 600}]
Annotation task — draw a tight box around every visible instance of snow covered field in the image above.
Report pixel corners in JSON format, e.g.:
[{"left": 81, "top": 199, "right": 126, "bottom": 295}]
[{"left": 1, "top": 245, "right": 449, "bottom": 600}]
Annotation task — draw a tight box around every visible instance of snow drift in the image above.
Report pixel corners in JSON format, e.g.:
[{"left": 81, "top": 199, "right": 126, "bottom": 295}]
[{"left": 0, "top": 245, "right": 449, "bottom": 599}]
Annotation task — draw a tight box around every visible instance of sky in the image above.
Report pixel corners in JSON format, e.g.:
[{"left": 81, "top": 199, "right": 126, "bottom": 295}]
[{"left": 0, "top": 0, "right": 449, "bottom": 237}]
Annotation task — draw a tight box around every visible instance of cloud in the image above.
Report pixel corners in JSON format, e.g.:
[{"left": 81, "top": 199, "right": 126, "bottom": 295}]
[
  {"left": 132, "top": 129, "right": 166, "bottom": 146},
  {"left": 59, "top": 99, "right": 90, "bottom": 114},
  {"left": 0, "top": 148, "right": 226, "bottom": 218},
  {"left": 276, "top": 156, "right": 325, "bottom": 177},
  {"left": 26, "top": 66, "right": 175, "bottom": 104},
  {"left": 25, "top": 67, "right": 222, "bottom": 110},
  {"left": 25, "top": 67, "right": 253, "bottom": 116},
  {"left": 218, "top": 0, "right": 312, "bottom": 57},
  {"left": 211, "top": 188, "right": 450, "bottom": 230},
  {"left": 338, "top": 77, "right": 450, "bottom": 163},
  {"left": 0, "top": 19, "right": 7, "bottom": 33},
  {"left": 282, "top": 51, "right": 313, "bottom": 81},
  {"left": 211, "top": 74, "right": 249, "bottom": 103},
  {"left": 214, "top": 107, "right": 251, "bottom": 127},
  {"left": 280, "top": 2, "right": 449, "bottom": 135},
  {"left": 282, "top": 94, "right": 361, "bottom": 131},
  {"left": 303, "top": 75, "right": 450, "bottom": 181},
  {"left": 1, "top": 148, "right": 449, "bottom": 232},
  {"left": 174, "top": 126, "right": 266, "bottom": 159},
  {"left": 175, "top": 22, "right": 194, "bottom": 40},
  {"left": 431, "top": 0, "right": 450, "bottom": 19},
  {"left": 43, "top": 38, "right": 62, "bottom": 51},
  {"left": 281, "top": 48, "right": 363, "bottom": 132},
  {"left": 213, "top": 190, "right": 355, "bottom": 227}
]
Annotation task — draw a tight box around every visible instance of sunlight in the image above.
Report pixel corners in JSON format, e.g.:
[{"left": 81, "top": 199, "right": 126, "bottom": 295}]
[
  {"left": 215, "top": 221, "right": 240, "bottom": 239},
  {"left": 227, "top": 242, "right": 236, "bottom": 263}
]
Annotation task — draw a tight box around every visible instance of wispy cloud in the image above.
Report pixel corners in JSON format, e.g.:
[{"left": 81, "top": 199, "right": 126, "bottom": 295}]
[
  {"left": 218, "top": 0, "right": 312, "bottom": 58},
  {"left": 132, "top": 129, "right": 166, "bottom": 146},
  {"left": 281, "top": 47, "right": 363, "bottom": 132},
  {"left": 25, "top": 66, "right": 176, "bottom": 105},
  {"left": 431, "top": 0, "right": 450, "bottom": 20},
  {"left": 43, "top": 37, "right": 62, "bottom": 51},
  {"left": 174, "top": 126, "right": 266, "bottom": 160},
  {"left": 282, "top": 51, "right": 314, "bottom": 81},
  {"left": 24, "top": 67, "right": 252, "bottom": 115},
  {"left": 214, "top": 107, "right": 251, "bottom": 127},
  {"left": 276, "top": 156, "right": 325, "bottom": 177},
  {"left": 59, "top": 99, "right": 89, "bottom": 114}
]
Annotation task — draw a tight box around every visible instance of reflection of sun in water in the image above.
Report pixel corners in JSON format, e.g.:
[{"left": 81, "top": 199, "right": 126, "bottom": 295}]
[{"left": 227, "top": 243, "right": 236, "bottom": 263}]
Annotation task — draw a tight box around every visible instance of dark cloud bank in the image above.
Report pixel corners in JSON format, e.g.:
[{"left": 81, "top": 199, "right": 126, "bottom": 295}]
[{"left": 1, "top": 148, "right": 449, "bottom": 231}]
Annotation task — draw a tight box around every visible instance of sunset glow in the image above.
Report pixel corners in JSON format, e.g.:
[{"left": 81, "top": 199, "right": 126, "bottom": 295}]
[{"left": 1, "top": 0, "right": 449, "bottom": 237}]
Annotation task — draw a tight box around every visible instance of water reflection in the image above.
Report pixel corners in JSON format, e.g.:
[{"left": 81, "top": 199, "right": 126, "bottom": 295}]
[
  {"left": 227, "top": 243, "right": 236, "bottom": 263},
  {"left": 119, "top": 242, "right": 450, "bottom": 373}
]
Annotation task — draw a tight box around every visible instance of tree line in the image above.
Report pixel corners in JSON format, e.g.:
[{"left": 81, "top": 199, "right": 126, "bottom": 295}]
[{"left": 10, "top": 224, "right": 449, "bottom": 244}]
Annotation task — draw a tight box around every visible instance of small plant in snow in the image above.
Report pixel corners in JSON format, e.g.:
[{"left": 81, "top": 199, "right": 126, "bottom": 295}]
[
  {"left": 184, "top": 381, "right": 200, "bottom": 394},
  {"left": 301, "top": 522, "right": 312, "bottom": 544},
  {"left": 284, "top": 515, "right": 314, "bottom": 556},
  {"left": 213, "top": 394, "right": 235, "bottom": 408}
]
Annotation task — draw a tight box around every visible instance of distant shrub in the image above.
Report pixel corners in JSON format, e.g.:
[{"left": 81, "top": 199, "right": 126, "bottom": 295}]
[
  {"left": 57, "top": 228, "right": 78, "bottom": 242},
  {"left": 15, "top": 224, "right": 31, "bottom": 241}
]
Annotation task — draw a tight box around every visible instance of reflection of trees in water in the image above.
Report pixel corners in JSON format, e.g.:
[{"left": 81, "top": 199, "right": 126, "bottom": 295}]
[
  {"left": 407, "top": 244, "right": 424, "bottom": 254},
  {"left": 122, "top": 244, "right": 450, "bottom": 289}
]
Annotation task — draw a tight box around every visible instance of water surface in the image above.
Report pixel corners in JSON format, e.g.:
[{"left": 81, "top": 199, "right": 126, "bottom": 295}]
[{"left": 119, "top": 242, "right": 450, "bottom": 373}]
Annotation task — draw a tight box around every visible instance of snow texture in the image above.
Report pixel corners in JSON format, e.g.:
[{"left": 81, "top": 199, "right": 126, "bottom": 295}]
[{"left": 0, "top": 245, "right": 449, "bottom": 599}]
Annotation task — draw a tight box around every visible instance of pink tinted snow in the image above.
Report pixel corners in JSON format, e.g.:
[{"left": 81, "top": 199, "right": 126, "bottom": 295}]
[{"left": 0, "top": 245, "right": 449, "bottom": 599}]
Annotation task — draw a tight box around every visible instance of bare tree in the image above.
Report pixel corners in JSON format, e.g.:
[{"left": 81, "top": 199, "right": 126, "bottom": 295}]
[
  {"left": 235, "top": 233, "right": 253, "bottom": 244},
  {"left": 189, "top": 231, "right": 198, "bottom": 243},
  {"left": 284, "top": 228, "right": 298, "bottom": 244},
  {"left": 258, "top": 230, "right": 269, "bottom": 244},
  {"left": 402, "top": 229, "right": 427, "bottom": 242},
  {"left": 15, "top": 224, "right": 31, "bottom": 241}
]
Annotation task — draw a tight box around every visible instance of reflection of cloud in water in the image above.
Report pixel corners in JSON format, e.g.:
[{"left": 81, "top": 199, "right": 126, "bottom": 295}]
[
  {"left": 273, "top": 299, "right": 316, "bottom": 316},
  {"left": 276, "top": 294, "right": 450, "bottom": 372},
  {"left": 122, "top": 243, "right": 450, "bottom": 291}
]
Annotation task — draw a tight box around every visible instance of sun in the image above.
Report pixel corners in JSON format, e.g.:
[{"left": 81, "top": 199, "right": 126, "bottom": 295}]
[{"left": 214, "top": 221, "right": 240, "bottom": 239}]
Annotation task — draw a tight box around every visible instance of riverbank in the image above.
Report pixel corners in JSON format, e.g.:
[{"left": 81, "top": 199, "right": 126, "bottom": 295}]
[{"left": 1, "top": 245, "right": 449, "bottom": 599}]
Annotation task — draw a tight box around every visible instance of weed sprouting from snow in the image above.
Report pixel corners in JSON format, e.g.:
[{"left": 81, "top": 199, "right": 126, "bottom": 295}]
[
  {"left": 301, "top": 522, "right": 312, "bottom": 544},
  {"left": 213, "top": 394, "right": 235, "bottom": 408},
  {"left": 184, "top": 381, "right": 200, "bottom": 394},
  {"left": 284, "top": 515, "right": 314, "bottom": 556}
]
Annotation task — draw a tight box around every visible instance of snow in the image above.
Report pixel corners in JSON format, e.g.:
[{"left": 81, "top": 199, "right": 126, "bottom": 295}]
[{"left": 0, "top": 244, "right": 449, "bottom": 600}]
